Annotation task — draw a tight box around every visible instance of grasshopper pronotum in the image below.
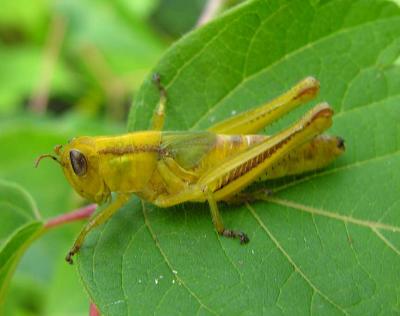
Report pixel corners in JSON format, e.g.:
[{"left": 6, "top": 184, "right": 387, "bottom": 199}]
[{"left": 36, "top": 75, "right": 344, "bottom": 264}]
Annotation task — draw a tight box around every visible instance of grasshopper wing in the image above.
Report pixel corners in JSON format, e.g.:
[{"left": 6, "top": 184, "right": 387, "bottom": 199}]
[{"left": 160, "top": 131, "right": 217, "bottom": 169}]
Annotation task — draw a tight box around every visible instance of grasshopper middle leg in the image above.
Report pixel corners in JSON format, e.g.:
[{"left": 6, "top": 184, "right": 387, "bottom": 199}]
[
  {"left": 204, "top": 186, "right": 249, "bottom": 244},
  {"left": 151, "top": 73, "right": 167, "bottom": 131}
]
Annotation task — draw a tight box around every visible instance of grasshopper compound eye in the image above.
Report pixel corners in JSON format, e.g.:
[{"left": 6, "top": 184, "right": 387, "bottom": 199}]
[{"left": 70, "top": 149, "right": 87, "bottom": 176}]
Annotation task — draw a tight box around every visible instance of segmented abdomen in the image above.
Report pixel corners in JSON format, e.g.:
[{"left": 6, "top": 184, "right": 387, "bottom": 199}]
[{"left": 198, "top": 134, "right": 268, "bottom": 190}]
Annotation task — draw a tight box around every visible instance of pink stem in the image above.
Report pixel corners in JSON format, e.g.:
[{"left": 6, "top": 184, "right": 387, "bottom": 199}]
[
  {"left": 89, "top": 302, "right": 100, "bottom": 316},
  {"left": 45, "top": 204, "right": 97, "bottom": 229}
]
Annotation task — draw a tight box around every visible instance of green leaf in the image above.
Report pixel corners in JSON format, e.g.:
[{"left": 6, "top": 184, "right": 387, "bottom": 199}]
[
  {"left": 78, "top": 0, "right": 400, "bottom": 314},
  {"left": 151, "top": 0, "right": 206, "bottom": 37},
  {"left": 0, "top": 0, "right": 48, "bottom": 40},
  {"left": 0, "top": 116, "right": 123, "bottom": 316},
  {"left": 0, "top": 180, "right": 43, "bottom": 304},
  {"left": 59, "top": 0, "right": 166, "bottom": 75},
  {"left": 0, "top": 45, "right": 78, "bottom": 115}
]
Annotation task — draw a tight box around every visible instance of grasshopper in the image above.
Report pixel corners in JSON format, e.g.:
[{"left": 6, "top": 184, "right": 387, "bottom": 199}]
[{"left": 36, "top": 75, "right": 344, "bottom": 264}]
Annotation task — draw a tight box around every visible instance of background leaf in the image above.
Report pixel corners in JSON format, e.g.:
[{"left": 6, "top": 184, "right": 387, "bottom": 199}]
[
  {"left": 0, "top": 180, "right": 43, "bottom": 306},
  {"left": 78, "top": 0, "right": 400, "bottom": 314},
  {"left": 150, "top": 0, "right": 206, "bottom": 37},
  {"left": 0, "top": 116, "right": 123, "bottom": 316}
]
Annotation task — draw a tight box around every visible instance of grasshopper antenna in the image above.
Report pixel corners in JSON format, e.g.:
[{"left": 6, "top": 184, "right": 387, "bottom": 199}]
[{"left": 35, "top": 154, "right": 61, "bottom": 168}]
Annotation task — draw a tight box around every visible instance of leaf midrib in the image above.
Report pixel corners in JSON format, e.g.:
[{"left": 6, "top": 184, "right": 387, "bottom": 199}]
[{"left": 267, "top": 197, "right": 400, "bottom": 233}]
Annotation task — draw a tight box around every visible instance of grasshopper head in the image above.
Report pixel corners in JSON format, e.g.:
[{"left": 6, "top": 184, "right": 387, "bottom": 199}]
[{"left": 35, "top": 137, "right": 110, "bottom": 204}]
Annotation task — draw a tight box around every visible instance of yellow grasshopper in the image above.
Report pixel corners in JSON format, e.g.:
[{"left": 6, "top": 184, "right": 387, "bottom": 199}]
[{"left": 36, "top": 75, "right": 344, "bottom": 264}]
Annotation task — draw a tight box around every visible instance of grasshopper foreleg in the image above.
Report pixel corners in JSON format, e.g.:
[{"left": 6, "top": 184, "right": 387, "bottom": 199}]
[{"left": 65, "top": 194, "right": 130, "bottom": 264}]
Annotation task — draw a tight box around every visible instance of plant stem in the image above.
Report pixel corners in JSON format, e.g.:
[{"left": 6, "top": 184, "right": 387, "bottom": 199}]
[
  {"left": 45, "top": 204, "right": 97, "bottom": 229},
  {"left": 89, "top": 303, "right": 100, "bottom": 316},
  {"left": 30, "top": 14, "right": 66, "bottom": 113}
]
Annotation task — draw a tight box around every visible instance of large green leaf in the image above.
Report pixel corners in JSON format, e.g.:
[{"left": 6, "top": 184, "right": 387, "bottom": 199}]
[
  {"left": 0, "top": 116, "right": 123, "bottom": 316},
  {"left": 0, "top": 180, "right": 43, "bottom": 305},
  {"left": 78, "top": 0, "right": 400, "bottom": 314}
]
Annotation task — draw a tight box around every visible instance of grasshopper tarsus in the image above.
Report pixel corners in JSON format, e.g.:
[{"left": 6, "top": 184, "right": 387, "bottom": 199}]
[
  {"left": 337, "top": 137, "right": 345, "bottom": 150},
  {"left": 65, "top": 246, "right": 79, "bottom": 265},
  {"left": 239, "top": 233, "right": 250, "bottom": 244},
  {"left": 221, "top": 229, "right": 250, "bottom": 244},
  {"left": 65, "top": 253, "right": 74, "bottom": 265}
]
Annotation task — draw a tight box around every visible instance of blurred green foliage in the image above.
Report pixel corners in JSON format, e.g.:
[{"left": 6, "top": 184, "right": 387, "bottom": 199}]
[
  {"left": 2, "top": 0, "right": 400, "bottom": 315},
  {"left": 0, "top": 0, "right": 209, "bottom": 315},
  {"left": 0, "top": 0, "right": 211, "bottom": 119}
]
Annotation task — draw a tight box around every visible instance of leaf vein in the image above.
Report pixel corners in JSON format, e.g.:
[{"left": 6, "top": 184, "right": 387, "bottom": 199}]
[
  {"left": 153, "top": 284, "right": 175, "bottom": 314},
  {"left": 216, "top": 235, "right": 245, "bottom": 286},
  {"left": 372, "top": 227, "right": 400, "bottom": 256},
  {"left": 91, "top": 218, "right": 118, "bottom": 316},
  {"left": 122, "top": 224, "right": 147, "bottom": 316},
  {"left": 267, "top": 197, "right": 400, "bottom": 232},
  {"left": 344, "top": 223, "right": 377, "bottom": 289},
  {"left": 141, "top": 200, "right": 219, "bottom": 315},
  {"left": 335, "top": 92, "right": 400, "bottom": 119},
  {"left": 338, "top": 35, "right": 399, "bottom": 114},
  {"left": 275, "top": 268, "right": 296, "bottom": 308},
  {"left": 165, "top": 16, "right": 243, "bottom": 91},
  {"left": 247, "top": 203, "right": 348, "bottom": 315}
]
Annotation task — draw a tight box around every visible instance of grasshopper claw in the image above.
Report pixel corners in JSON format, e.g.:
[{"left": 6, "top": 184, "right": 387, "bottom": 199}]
[
  {"left": 221, "top": 229, "right": 250, "bottom": 244},
  {"left": 65, "top": 245, "right": 80, "bottom": 265},
  {"left": 239, "top": 232, "right": 250, "bottom": 244}
]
